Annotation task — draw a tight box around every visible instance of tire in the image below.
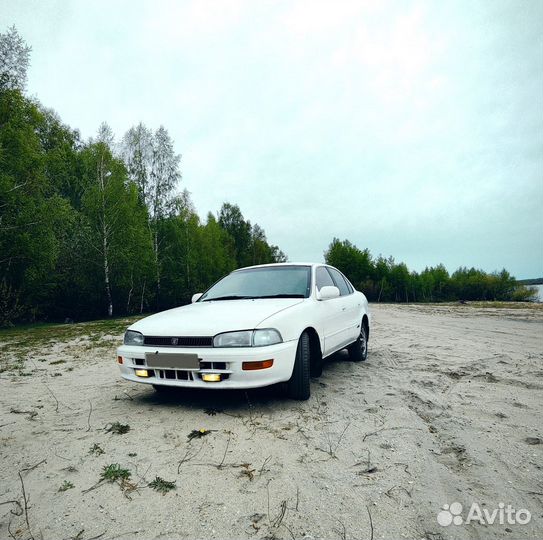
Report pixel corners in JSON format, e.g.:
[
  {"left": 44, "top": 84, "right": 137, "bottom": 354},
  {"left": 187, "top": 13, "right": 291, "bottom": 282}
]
[
  {"left": 287, "top": 332, "right": 311, "bottom": 400},
  {"left": 348, "top": 323, "right": 368, "bottom": 362},
  {"left": 310, "top": 358, "right": 323, "bottom": 378}
]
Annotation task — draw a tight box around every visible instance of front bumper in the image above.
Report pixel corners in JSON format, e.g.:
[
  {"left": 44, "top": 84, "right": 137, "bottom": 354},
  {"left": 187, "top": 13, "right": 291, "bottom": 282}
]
[{"left": 116, "top": 340, "right": 298, "bottom": 390}]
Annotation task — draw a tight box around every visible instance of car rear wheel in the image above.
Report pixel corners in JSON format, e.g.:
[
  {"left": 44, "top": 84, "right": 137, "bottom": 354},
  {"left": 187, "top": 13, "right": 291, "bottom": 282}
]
[
  {"left": 287, "top": 332, "right": 311, "bottom": 400},
  {"left": 348, "top": 324, "right": 368, "bottom": 362}
]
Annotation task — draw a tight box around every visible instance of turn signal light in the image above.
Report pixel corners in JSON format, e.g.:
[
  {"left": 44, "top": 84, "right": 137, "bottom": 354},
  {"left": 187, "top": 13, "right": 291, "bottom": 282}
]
[
  {"left": 242, "top": 359, "right": 274, "bottom": 371},
  {"left": 202, "top": 373, "right": 222, "bottom": 382},
  {"left": 135, "top": 369, "right": 149, "bottom": 377},
  {"left": 117, "top": 356, "right": 123, "bottom": 364}
]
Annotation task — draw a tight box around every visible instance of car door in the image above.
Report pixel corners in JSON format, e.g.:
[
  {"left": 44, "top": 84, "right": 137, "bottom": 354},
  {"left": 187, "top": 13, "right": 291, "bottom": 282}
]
[
  {"left": 315, "top": 266, "right": 346, "bottom": 356},
  {"left": 326, "top": 267, "right": 360, "bottom": 346}
]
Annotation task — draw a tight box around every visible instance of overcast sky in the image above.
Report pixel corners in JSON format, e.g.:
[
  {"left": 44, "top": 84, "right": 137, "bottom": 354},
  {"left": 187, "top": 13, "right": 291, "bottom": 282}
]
[{"left": 2, "top": 0, "right": 542, "bottom": 278}]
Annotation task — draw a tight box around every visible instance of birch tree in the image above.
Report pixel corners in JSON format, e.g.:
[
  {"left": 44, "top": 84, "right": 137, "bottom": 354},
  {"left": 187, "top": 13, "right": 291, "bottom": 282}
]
[
  {"left": 150, "top": 126, "right": 180, "bottom": 218},
  {"left": 121, "top": 123, "right": 153, "bottom": 206},
  {"left": 121, "top": 124, "right": 181, "bottom": 306},
  {"left": 0, "top": 26, "right": 31, "bottom": 91},
  {"left": 97, "top": 123, "right": 114, "bottom": 316},
  {"left": 149, "top": 126, "right": 180, "bottom": 303},
  {"left": 81, "top": 123, "right": 123, "bottom": 317}
]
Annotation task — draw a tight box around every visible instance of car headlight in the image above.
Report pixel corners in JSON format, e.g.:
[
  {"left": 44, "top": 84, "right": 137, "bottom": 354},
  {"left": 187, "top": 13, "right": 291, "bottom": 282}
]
[
  {"left": 252, "top": 329, "right": 282, "bottom": 347},
  {"left": 124, "top": 330, "right": 144, "bottom": 345},
  {"left": 213, "top": 329, "right": 283, "bottom": 348}
]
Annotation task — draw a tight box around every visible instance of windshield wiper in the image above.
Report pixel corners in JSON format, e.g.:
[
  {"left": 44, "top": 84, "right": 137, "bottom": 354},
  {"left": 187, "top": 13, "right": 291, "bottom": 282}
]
[
  {"left": 202, "top": 294, "right": 305, "bottom": 301},
  {"left": 202, "top": 295, "right": 254, "bottom": 302},
  {"left": 251, "top": 294, "right": 305, "bottom": 299}
]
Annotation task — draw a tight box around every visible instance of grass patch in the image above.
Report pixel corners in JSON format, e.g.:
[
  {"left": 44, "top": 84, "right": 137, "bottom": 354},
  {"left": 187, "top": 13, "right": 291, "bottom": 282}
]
[
  {"left": 105, "top": 422, "right": 130, "bottom": 435},
  {"left": 89, "top": 443, "right": 105, "bottom": 456},
  {"left": 58, "top": 480, "right": 74, "bottom": 492},
  {"left": 461, "top": 301, "right": 543, "bottom": 310},
  {"left": 0, "top": 315, "right": 144, "bottom": 355},
  {"left": 101, "top": 463, "right": 131, "bottom": 482},
  {"left": 148, "top": 476, "right": 176, "bottom": 494},
  {"left": 0, "top": 364, "right": 19, "bottom": 374}
]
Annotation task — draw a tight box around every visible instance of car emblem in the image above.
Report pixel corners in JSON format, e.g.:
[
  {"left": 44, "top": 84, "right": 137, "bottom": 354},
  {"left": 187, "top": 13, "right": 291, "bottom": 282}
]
[{"left": 171, "top": 337, "right": 178, "bottom": 345}]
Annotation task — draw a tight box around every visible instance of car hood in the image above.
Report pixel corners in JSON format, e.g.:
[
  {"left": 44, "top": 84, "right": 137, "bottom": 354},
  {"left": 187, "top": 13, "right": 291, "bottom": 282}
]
[{"left": 129, "top": 298, "right": 305, "bottom": 336}]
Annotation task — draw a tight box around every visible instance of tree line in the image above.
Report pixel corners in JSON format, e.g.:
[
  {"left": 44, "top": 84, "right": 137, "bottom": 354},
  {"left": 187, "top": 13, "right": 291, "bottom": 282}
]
[
  {"left": 0, "top": 27, "right": 285, "bottom": 325},
  {"left": 324, "top": 238, "right": 536, "bottom": 303}
]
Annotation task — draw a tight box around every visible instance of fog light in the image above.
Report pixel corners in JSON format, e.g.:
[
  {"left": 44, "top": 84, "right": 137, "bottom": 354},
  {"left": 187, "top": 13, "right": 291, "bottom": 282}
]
[
  {"left": 242, "top": 359, "right": 274, "bottom": 371},
  {"left": 135, "top": 369, "right": 149, "bottom": 377},
  {"left": 202, "top": 373, "right": 222, "bottom": 382},
  {"left": 117, "top": 356, "right": 123, "bottom": 364}
]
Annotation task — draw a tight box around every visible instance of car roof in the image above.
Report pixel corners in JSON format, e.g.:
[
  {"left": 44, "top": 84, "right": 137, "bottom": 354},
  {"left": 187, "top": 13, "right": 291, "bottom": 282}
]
[{"left": 235, "top": 262, "right": 325, "bottom": 271}]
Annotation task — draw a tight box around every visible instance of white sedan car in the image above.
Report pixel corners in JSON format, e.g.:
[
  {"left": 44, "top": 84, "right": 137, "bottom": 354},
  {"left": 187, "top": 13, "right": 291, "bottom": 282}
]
[{"left": 117, "top": 263, "right": 370, "bottom": 400}]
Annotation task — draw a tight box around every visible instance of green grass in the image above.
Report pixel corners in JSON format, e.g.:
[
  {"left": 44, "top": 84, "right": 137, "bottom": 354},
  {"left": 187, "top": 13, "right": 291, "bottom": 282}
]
[
  {"left": 0, "top": 315, "right": 145, "bottom": 364},
  {"left": 0, "top": 315, "right": 144, "bottom": 348},
  {"left": 58, "top": 480, "right": 75, "bottom": 492},
  {"left": 148, "top": 476, "right": 176, "bottom": 494},
  {"left": 101, "top": 463, "right": 131, "bottom": 482}
]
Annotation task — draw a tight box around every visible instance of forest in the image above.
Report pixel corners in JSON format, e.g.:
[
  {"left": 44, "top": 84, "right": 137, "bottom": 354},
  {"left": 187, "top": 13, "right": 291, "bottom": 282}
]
[
  {"left": 0, "top": 27, "right": 535, "bottom": 326},
  {"left": 324, "top": 238, "right": 536, "bottom": 303}
]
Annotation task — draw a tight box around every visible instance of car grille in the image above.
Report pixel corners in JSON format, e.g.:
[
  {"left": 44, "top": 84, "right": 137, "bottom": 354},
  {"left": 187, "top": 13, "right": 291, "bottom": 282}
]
[{"left": 143, "top": 336, "right": 213, "bottom": 347}]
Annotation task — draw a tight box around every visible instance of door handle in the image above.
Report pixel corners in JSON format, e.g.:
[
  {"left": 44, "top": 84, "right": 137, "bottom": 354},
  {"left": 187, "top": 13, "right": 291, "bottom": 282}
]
[{"left": 342, "top": 307, "right": 346, "bottom": 311}]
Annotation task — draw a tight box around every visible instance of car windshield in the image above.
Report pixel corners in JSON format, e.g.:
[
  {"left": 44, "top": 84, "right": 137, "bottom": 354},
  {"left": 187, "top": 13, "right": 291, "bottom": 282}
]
[{"left": 200, "top": 266, "right": 311, "bottom": 301}]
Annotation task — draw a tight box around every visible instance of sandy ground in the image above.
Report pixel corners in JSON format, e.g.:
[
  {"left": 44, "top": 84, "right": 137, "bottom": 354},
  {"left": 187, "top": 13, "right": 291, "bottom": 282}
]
[{"left": 0, "top": 303, "right": 542, "bottom": 540}]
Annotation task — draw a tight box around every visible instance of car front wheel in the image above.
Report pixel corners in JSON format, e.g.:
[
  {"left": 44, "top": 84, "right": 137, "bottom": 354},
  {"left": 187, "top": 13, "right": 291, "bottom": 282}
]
[
  {"left": 287, "top": 332, "right": 311, "bottom": 400},
  {"left": 348, "top": 324, "right": 368, "bottom": 362}
]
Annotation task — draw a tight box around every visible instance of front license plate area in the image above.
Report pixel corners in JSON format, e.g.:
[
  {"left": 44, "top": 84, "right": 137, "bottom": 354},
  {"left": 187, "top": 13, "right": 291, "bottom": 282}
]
[{"left": 145, "top": 352, "right": 200, "bottom": 370}]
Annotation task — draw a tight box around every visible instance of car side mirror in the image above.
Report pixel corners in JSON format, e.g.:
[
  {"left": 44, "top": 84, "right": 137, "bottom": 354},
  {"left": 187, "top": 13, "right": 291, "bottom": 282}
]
[
  {"left": 191, "top": 293, "right": 203, "bottom": 303},
  {"left": 318, "top": 286, "right": 340, "bottom": 300}
]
